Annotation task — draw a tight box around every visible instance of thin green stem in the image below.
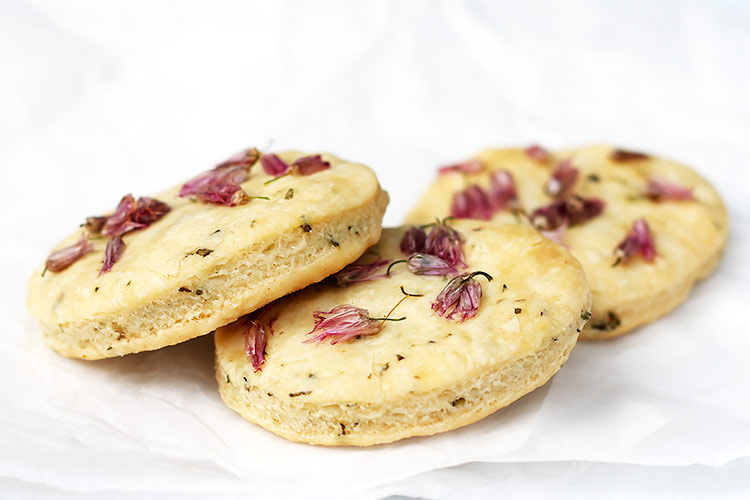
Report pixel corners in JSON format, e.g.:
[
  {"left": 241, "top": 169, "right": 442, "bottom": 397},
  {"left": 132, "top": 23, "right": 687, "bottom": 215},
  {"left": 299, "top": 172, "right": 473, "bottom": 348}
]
[
  {"left": 264, "top": 172, "right": 290, "bottom": 185},
  {"left": 386, "top": 259, "right": 407, "bottom": 276}
]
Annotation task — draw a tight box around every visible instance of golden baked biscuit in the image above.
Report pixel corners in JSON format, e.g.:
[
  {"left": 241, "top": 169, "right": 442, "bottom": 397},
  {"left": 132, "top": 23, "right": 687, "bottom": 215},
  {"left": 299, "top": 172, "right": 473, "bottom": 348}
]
[
  {"left": 215, "top": 221, "right": 591, "bottom": 446},
  {"left": 27, "top": 150, "right": 388, "bottom": 359},
  {"left": 405, "top": 145, "right": 728, "bottom": 339}
]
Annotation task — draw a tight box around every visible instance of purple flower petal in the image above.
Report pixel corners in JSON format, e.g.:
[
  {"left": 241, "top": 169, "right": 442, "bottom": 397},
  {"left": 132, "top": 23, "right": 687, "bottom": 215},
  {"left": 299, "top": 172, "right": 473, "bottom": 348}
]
[
  {"left": 215, "top": 147, "right": 261, "bottom": 170},
  {"left": 437, "top": 159, "right": 483, "bottom": 175},
  {"left": 489, "top": 170, "right": 518, "bottom": 210},
  {"left": 564, "top": 196, "right": 605, "bottom": 226},
  {"left": 524, "top": 144, "right": 550, "bottom": 162},
  {"left": 451, "top": 185, "right": 493, "bottom": 220},
  {"left": 425, "top": 223, "right": 466, "bottom": 269},
  {"left": 179, "top": 148, "right": 260, "bottom": 206},
  {"left": 186, "top": 182, "right": 249, "bottom": 206},
  {"left": 431, "top": 271, "right": 492, "bottom": 322},
  {"left": 452, "top": 172, "right": 518, "bottom": 221},
  {"left": 400, "top": 226, "right": 427, "bottom": 255},
  {"left": 45, "top": 235, "right": 94, "bottom": 272},
  {"left": 614, "top": 218, "right": 656, "bottom": 265},
  {"left": 103, "top": 195, "right": 171, "bottom": 236},
  {"left": 84, "top": 216, "right": 108, "bottom": 234},
  {"left": 244, "top": 315, "right": 275, "bottom": 371},
  {"left": 611, "top": 148, "right": 650, "bottom": 162},
  {"left": 544, "top": 159, "right": 579, "bottom": 198},
  {"left": 407, "top": 253, "right": 457, "bottom": 276},
  {"left": 305, "top": 305, "right": 383, "bottom": 345},
  {"left": 99, "top": 235, "right": 125, "bottom": 275},
  {"left": 260, "top": 154, "right": 290, "bottom": 177},
  {"left": 331, "top": 258, "right": 392, "bottom": 287},
  {"left": 531, "top": 196, "right": 605, "bottom": 231},
  {"left": 645, "top": 177, "right": 694, "bottom": 202},
  {"left": 101, "top": 194, "right": 139, "bottom": 236},
  {"left": 291, "top": 155, "right": 330, "bottom": 176},
  {"left": 431, "top": 275, "right": 466, "bottom": 318}
]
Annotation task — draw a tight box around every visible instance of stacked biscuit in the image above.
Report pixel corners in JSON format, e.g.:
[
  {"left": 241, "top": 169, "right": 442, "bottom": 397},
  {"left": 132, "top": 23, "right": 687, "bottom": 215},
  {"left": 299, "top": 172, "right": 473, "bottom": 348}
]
[{"left": 27, "top": 144, "right": 727, "bottom": 446}]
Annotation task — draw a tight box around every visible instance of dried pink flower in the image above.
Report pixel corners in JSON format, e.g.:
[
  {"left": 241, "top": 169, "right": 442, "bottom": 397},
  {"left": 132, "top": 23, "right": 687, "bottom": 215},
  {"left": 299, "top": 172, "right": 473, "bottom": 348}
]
[
  {"left": 425, "top": 223, "right": 466, "bottom": 269},
  {"left": 406, "top": 253, "right": 457, "bottom": 276},
  {"left": 531, "top": 196, "right": 605, "bottom": 231},
  {"left": 45, "top": 235, "right": 94, "bottom": 272},
  {"left": 84, "top": 216, "right": 108, "bottom": 234},
  {"left": 179, "top": 149, "right": 260, "bottom": 206},
  {"left": 102, "top": 195, "right": 171, "bottom": 237},
  {"left": 645, "top": 177, "right": 694, "bottom": 202},
  {"left": 451, "top": 171, "right": 518, "bottom": 221},
  {"left": 244, "top": 315, "right": 275, "bottom": 371},
  {"left": 488, "top": 170, "right": 518, "bottom": 210},
  {"left": 544, "top": 159, "right": 579, "bottom": 198},
  {"left": 260, "top": 154, "right": 290, "bottom": 177},
  {"left": 291, "top": 155, "right": 330, "bottom": 176},
  {"left": 614, "top": 218, "right": 656, "bottom": 265},
  {"left": 524, "top": 144, "right": 550, "bottom": 162},
  {"left": 611, "top": 148, "right": 650, "bottom": 162},
  {"left": 305, "top": 305, "right": 384, "bottom": 345},
  {"left": 100, "top": 235, "right": 125, "bottom": 275},
  {"left": 400, "top": 226, "right": 427, "bottom": 255},
  {"left": 215, "top": 147, "right": 261, "bottom": 170},
  {"left": 331, "top": 258, "right": 391, "bottom": 287},
  {"left": 438, "top": 159, "right": 483, "bottom": 175},
  {"left": 431, "top": 271, "right": 493, "bottom": 322},
  {"left": 187, "top": 182, "right": 249, "bottom": 206},
  {"left": 451, "top": 185, "right": 493, "bottom": 220}
]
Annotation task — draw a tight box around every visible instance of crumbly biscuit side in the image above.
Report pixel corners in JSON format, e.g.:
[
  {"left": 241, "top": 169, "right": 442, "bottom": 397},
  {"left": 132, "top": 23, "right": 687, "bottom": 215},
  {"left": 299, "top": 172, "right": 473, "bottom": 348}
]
[
  {"left": 216, "top": 302, "right": 587, "bottom": 446},
  {"left": 41, "top": 190, "right": 388, "bottom": 359}
]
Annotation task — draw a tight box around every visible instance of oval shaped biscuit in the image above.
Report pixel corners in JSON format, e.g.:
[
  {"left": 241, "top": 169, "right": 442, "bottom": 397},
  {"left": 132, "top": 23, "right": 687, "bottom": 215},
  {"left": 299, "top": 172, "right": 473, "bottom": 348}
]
[
  {"left": 214, "top": 222, "right": 591, "bottom": 446},
  {"left": 405, "top": 145, "right": 728, "bottom": 339},
  {"left": 27, "top": 151, "right": 388, "bottom": 359}
]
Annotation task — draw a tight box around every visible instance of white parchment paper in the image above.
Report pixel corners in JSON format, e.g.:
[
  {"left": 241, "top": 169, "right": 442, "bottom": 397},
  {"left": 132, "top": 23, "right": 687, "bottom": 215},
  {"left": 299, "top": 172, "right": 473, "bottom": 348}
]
[{"left": 1, "top": 1, "right": 749, "bottom": 498}]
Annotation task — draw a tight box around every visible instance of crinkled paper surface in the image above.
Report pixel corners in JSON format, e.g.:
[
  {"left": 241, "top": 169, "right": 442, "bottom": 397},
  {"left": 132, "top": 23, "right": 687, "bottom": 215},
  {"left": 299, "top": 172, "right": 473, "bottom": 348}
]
[{"left": 1, "top": 1, "right": 749, "bottom": 498}]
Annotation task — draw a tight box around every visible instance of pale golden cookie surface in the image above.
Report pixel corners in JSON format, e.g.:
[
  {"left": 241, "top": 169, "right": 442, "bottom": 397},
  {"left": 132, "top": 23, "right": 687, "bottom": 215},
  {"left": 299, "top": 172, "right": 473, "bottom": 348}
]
[
  {"left": 27, "top": 152, "right": 388, "bottom": 359},
  {"left": 406, "top": 145, "right": 728, "bottom": 338},
  {"left": 215, "top": 222, "right": 591, "bottom": 446}
]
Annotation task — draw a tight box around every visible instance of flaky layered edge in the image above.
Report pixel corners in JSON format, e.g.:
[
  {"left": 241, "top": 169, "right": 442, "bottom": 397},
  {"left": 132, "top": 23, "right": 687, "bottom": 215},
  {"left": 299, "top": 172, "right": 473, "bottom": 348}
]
[
  {"left": 215, "top": 293, "right": 591, "bottom": 446},
  {"left": 40, "top": 190, "right": 389, "bottom": 359}
]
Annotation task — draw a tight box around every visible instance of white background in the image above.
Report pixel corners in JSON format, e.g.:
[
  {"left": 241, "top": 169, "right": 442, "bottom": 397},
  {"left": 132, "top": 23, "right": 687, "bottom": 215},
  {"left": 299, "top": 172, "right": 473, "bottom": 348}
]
[{"left": 1, "top": 1, "right": 749, "bottom": 498}]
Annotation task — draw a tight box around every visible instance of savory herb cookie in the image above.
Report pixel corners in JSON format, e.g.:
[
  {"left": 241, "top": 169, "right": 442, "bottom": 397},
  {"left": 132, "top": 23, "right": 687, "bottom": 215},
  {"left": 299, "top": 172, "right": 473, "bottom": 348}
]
[
  {"left": 27, "top": 149, "right": 388, "bottom": 359},
  {"left": 214, "top": 220, "right": 591, "bottom": 446},
  {"left": 405, "top": 144, "right": 728, "bottom": 339}
]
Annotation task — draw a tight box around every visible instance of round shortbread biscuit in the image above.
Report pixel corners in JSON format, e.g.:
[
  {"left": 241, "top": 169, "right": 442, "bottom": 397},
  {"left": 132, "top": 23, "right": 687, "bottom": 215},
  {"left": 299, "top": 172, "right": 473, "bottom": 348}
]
[
  {"left": 405, "top": 145, "right": 728, "bottom": 339},
  {"left": 214, "top": 221, "right": 591, "bottom": 446},
  {"left": 27, "top": 151, "right": 388, "bottom": 359}
]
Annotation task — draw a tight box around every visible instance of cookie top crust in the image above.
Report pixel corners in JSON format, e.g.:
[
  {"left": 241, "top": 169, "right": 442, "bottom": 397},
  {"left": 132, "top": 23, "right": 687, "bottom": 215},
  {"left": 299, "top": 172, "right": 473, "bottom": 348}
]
[
  {"left": 215, "top": 222, "right": 591, "bottom": 404},
  {"left": 27, "top": 151, "right": 386, "bottom": 355},
  {"left": 405, "top": 145, "right": 728, "bottom": 337}
]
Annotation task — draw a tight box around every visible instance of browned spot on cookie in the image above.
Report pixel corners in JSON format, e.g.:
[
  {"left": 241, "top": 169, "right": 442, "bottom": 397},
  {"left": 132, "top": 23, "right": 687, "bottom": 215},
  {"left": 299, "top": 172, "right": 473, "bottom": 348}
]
[{"left": 611, "top": 148, "right": 650, "bottom": 162}]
